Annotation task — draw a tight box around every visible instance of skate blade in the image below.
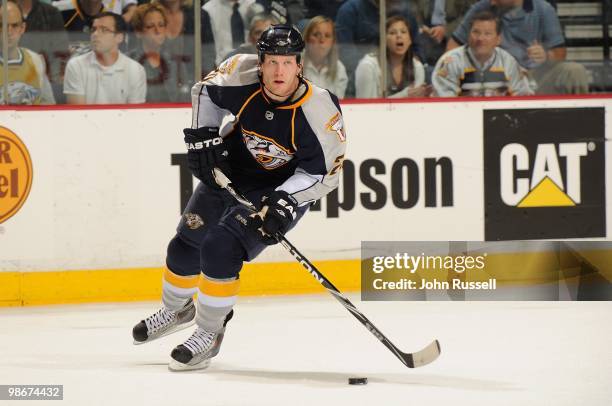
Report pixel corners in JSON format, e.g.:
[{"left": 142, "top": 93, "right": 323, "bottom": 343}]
[
  {"left": 133, "top": 320, "right": 195, "bottom": 346},
  {"left": 168, "top": 358, "right": 211, "bottom": 372}
]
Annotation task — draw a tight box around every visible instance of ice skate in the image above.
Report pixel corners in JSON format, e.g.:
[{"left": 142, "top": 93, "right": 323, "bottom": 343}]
[
  {"left": 168, "top": 327, "right": 225, "bottom": 371},
  {"left": 132, "top": 299, "right": 195, "bottom": 345}
]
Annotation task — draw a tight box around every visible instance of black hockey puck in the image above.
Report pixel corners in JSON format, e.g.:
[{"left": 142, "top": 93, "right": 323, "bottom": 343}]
[{"left": 348, "top": 377, "right": 368, "bottom": 385}]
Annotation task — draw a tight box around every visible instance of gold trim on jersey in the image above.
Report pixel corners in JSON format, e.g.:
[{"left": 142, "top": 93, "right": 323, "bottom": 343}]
[
  {"left": 277, "top": 80, "right": 313, "bottom": 110},
  {"left": 236, "top": 88, "right": 262, "bottom": 119},
  {"left": 291, "top": 108, "right": 297, "bottom": 150}
]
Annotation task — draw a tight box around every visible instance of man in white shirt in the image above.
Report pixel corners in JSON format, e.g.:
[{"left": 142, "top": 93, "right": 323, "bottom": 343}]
[
  {"left": 64, "top": 12, "right": 146, "bottom": 104},
  {"left": 203, "top": 0, "right": 256, "bottom": 65}
]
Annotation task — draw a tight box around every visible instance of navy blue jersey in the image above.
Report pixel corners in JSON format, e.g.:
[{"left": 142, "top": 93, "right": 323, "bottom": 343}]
[{"left": 190, "top": 54, "right": 347, "bottom": 206}]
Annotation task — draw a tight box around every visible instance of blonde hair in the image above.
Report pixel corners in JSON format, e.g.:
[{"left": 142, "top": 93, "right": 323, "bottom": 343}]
[
  {"left": 302, "top": 16, "right": 339, "bottom": 81},
  {"left": 131, "top": 3, "right": 167, "bottom": 32}
]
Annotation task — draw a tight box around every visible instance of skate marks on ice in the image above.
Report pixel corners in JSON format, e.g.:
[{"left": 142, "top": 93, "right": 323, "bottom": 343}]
[{"left": 196, "top": 364, "right": 517, "bottom": 391}]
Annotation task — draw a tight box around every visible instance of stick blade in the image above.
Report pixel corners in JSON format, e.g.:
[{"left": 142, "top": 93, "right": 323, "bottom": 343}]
[{"left": 404, "top": 339, "right": 441, "bottom": 368}]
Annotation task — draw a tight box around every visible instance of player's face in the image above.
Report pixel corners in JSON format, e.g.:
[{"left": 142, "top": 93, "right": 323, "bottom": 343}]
[
  {"left": 140, "top": 11, "right": 167, "bottom": 49},
  {"left": 0, "top": 4, "right": 25, "bottom": 51},
  {"left": 307, "top": 21, "right": 334, "bottom": 62},
  {"left": 386, "top": 20, "right": 411, "bottom": 58},
  {"left": 468, "top": 20, "right": 501, "bottom": 62},
  {"left": 91, "top": 16, "right": 123, "bottom": 54},
  {"left": 260, "top": 54, "right": 302, "bottom": 100}
]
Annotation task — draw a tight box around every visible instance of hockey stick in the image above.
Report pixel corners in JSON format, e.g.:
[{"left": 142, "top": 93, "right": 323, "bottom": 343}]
[{"left": 212, "top": 168, "right": 441, "bottom": 368}]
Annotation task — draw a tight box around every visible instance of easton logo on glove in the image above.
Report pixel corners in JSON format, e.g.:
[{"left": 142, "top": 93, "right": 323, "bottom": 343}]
[{"left": 186, "top": 137, "right": 223, "bottom": 150}]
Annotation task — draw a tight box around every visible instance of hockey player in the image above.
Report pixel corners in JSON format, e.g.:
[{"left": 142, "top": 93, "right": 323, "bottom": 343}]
[{"left": 132, "top": 24, "right": 347, "bottom": 371}]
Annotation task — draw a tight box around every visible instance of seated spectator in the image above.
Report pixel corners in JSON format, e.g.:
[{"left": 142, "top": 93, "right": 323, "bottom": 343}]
[
  {"left": 302, "top": 16, "right": 348, "bottom": 98},
  {"left": 412, "top": 0, "right": 477, "bottom": 66},
  {"left": 63, "top": 12, "right": 146, "bottom": 103},
  {"left": 129, "top": 3, "right": 190, "bottom": 102},
  {"left": 448, "top": 0, "right": 589, "bottom": 94},
  {"left": 432, "top": 11, "right": 532, "bottom": 96},
  {"left": 154, "top": 0, "right": 215, "bottom": 79},
  {"left": 16, "top": 0, "right": 70, "bottom": 101},
  {"left": 225, "top": 12, "right": 278, "bottom": 58},
  {"left": 0, "top": 0, "right": 55, "bottom": 104},
  {"left": 335, "top": 0, "right": 420, "bottom": 97},
  {"left": 355, "top": 15, "right": 430, "bottom": 98}
]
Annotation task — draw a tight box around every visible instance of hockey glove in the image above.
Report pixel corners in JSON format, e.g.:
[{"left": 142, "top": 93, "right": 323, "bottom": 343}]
[
  {"left": 183, "top": 127, "right": 230, "bottom": 187},
  {"left": 247, "top": 191, "right": 298, "bottom": 245}
]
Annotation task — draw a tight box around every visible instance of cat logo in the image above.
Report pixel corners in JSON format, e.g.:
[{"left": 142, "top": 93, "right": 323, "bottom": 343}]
[
  {"left": 325, "top": 112, "right": 346, "bottom": 142},
  {"left": 500, "top": 142, "right": 590, "bottom": 207},
  {"left": 0, "top": 127, "right": 33, "bottom": 224},
  {"left": 242, "top": 128, "right": 294, "bottom": 170},
  {"left": 184, "top": 213, "right": 204, "bottom": 230},
  {"left": 484, "top": 108, "right": 605, "bottom": 240}
]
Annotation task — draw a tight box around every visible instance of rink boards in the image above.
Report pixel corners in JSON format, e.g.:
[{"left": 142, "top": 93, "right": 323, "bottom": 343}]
[{"left": 0, "top": 96, "right": 611, "bottom": 305}]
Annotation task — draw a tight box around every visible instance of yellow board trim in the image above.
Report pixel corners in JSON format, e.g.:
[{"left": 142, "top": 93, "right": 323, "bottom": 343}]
[
  {"left": 199, "top": 276, "right": 241, "bottom": 297},
  {"left": 0, "top": 259, "right": 360, "bottom": 307},
  {"left": 163, "top": 268, "right": 200, "bottom": 289}
]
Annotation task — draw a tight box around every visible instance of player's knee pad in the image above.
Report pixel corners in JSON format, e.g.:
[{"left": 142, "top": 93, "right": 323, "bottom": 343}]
[
  {"left": 166, "top": 235, "right": 200, "bottom": 277},
  {"left": 200, "top": 226, "right": 246, "bottom": 279}
]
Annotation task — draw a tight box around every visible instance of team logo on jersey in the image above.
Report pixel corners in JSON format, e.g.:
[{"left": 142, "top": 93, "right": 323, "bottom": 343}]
[
  {"left": 325, "top": 112, "right": 346, "bottom": 142},
  {"left": 484, "top": 108, "right": 605, "bottom": 240},
  {"left": 265, "top": 111, "right": 274, "bottom": 120},
  {"left": 217, "top": 56, "right": 238, "bottom": 75},
  {"left": 184, "top": 213, "right": 204, "bottom": 230},
  {"left": 242, "top": 128, "right": 293, "bottom": 170},
  {"left": 0, "top": 127, "right": 33, "bottom": 224}
]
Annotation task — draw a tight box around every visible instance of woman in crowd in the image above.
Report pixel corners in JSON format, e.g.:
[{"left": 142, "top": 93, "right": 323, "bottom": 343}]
[
  {"left": 130, "top": 3, "right": 189, "bottom": 102},
  {"left": 302, "top": 15, "right": 348, "bottom": 98},
  {"left": 355, "top": 15, "right": 431, "bottom": 98}
]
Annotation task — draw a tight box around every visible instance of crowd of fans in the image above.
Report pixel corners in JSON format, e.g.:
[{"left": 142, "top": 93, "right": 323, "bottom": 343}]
[{"left": 0, "top": 0, "right": 593, "bottom": 105}]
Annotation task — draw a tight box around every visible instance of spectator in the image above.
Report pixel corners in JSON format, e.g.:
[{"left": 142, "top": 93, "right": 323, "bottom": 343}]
[
  {"left": 0, "top": 0, "right": 55, "bottom": 104},
  {"left": 203, "top": 0, "right": 256, "bottom": 65},
  {"left": 432, "top": 11, "right": 532, "bottom": 96},
  {"left": 412, "top": 0, "right": 477, "bottom": 66},
  {"left": 16, "top": 0, "right": 70, "bottom": 100},
  {"left": 355, "top": 14, "right": 430, "bottom": 98},
  {"left": 302, "top": 16, "right": 348, "bottom": 98},
  {"left": 63, "top": 12, "right": 146, "bottom": 103},
  {"left": 225, "top": 12, "right": 278, "bottom": 58},
  {"left": 129, "top": 3, "right": 190, "bottom": 102},
  {"left": 335, "top": 0, "right": 419, "bottom": 96},
  {"left": 154, "top": 0, "right": 215, "bottom": 80},
  {"left": 448, "top": 0, "right": 589, "bottom": 94}
]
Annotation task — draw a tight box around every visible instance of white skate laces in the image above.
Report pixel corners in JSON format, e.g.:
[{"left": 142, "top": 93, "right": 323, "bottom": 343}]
[
  {"left": 144, "top": 308, "right": 176, "bottom": 333},
  {"left": 183, "top": 328, "right": 215, "bottom": 355}
]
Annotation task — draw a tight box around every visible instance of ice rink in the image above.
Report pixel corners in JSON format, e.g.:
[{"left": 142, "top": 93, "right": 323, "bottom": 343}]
[{"left": 0, "top": 294, "right": 610, "bottom": 406}]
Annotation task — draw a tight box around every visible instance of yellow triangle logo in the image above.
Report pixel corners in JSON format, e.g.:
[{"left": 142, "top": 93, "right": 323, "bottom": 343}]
[{"left": 517, "top": 177, "right": 576, "bottom": 207}]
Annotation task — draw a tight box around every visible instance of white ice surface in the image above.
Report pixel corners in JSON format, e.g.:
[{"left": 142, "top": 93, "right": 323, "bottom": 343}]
[{"left": 0, "top": 295, "right": 610, "bottom": 406}]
